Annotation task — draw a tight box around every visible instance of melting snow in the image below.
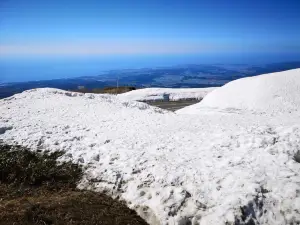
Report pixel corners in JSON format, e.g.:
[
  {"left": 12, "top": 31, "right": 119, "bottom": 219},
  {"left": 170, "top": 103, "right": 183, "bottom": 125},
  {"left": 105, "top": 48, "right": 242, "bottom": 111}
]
[
  {"left": 1, "top": 69, "right": 300, "bottom": 225},
  {"left": 117, "top": 87, "right": 216, "bottom": 102}
]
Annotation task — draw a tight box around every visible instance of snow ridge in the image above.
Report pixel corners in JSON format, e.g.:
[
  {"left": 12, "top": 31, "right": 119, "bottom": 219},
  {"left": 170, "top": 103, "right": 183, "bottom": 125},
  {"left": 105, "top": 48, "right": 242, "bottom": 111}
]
[{"left": 118, "top": 87, "right": 216, "bottom": 102}]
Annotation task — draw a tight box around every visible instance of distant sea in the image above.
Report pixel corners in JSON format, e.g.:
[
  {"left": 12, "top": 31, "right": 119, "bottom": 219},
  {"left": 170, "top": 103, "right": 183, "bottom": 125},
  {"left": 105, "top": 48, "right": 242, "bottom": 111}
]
[{"left": 1, "top": 53, "right": 300, "bottom": 83}]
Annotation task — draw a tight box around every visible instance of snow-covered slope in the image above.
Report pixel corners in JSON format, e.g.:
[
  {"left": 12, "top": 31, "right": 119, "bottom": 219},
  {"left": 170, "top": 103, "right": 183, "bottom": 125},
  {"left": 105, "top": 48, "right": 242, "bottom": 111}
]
[
  {"left": 117, "top": 87, "right": 216, "bottom": 101},
  {"left": 1, "top": 70, "right": 300, "bottom": 225},
  {"left": 177, "top": 69, "right": 300, "bottom": 115}
]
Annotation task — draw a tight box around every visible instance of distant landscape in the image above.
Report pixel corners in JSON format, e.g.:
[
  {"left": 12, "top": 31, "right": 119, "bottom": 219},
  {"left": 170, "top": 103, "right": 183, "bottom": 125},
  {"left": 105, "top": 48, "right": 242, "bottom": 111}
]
[{"left": 1, "top": 61, "right": 300, "bottom": 99}]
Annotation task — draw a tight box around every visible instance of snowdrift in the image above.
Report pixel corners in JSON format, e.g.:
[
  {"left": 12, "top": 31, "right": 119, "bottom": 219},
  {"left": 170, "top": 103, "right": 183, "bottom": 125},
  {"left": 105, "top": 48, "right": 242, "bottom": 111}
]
[
  {"left": 117, "top": 87, "right": 216, "bottom": 102},
  {"left": 177, "top": 69, "right": 300, "bottom": 115},
  {"left": 1, "top": 70, "right": 300, "bottom": 225}
]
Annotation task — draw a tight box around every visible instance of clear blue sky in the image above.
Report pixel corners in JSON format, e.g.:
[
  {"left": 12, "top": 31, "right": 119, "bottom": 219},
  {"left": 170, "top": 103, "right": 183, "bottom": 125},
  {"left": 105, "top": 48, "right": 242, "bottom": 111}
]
[
  {"left": 0, "top": 0, "right": 300, "bottom": 82},
  {"left": 1, "top": 0, "right": 300, "bottom": 55}
]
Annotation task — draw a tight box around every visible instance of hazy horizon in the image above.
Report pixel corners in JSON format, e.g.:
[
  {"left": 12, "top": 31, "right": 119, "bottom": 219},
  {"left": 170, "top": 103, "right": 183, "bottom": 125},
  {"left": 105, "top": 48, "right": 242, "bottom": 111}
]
[{"left": 1, "top": 53, "right": 300, "bottom": 83}]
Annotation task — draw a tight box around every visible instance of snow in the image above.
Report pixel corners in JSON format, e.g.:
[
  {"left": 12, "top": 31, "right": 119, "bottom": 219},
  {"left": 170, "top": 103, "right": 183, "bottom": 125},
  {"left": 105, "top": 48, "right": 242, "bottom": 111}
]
[
  {"left": 117, "top": 87, "right": 216, "bottom": 102},
  {"left": 1, "top": 69, "right": 300, "bottom": 225},
  {"left": 177, "top": 69, "right": 300, "bottom": 115}
]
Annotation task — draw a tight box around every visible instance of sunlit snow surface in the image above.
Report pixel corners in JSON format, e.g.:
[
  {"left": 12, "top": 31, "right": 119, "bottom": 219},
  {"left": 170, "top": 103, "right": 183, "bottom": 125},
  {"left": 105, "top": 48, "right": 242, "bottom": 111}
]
[
  {"left": 117, "top": 87, "right": 216, "bottom": 102},
  {"left": 1, "top": 69, "right": 300, "bottom": 225}
]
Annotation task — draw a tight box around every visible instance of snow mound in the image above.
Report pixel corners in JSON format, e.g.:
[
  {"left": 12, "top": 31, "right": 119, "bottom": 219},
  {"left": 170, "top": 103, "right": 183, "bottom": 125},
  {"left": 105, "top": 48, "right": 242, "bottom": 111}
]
[
  {"left": 117, "top": 87, "right": 216, "bottom": 102},
  {"left": 4, "top": 88, "right": 167, "bottom": 113},
  {"left": 177, "top": 69, "right": 300, "bottom": 115}
]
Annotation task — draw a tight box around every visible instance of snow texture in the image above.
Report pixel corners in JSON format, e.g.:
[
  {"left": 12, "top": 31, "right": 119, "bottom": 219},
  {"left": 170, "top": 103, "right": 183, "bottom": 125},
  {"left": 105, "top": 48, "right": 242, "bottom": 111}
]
[
  {"left": 117, "top": 87, "right": 216, "bottom": 102},
  {"left": 1, "top": 69, "right": 300, "bottom": 225}
]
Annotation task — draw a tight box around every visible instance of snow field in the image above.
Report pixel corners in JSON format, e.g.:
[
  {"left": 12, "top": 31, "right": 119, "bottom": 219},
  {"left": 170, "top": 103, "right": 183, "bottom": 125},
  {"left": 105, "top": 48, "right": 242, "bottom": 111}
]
[{"left": 1, "top": 69, "right": 300, "bottom": 224}]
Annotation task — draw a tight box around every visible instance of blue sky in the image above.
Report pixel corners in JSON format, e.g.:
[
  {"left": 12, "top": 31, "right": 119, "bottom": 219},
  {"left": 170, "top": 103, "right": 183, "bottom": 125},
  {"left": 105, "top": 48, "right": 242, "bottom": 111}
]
[
  {"left": 0, "top": 0, "right": 300, "bottom": 82},
  {"left": 1, "top": 0, "right": 300, "bottom": 55}
]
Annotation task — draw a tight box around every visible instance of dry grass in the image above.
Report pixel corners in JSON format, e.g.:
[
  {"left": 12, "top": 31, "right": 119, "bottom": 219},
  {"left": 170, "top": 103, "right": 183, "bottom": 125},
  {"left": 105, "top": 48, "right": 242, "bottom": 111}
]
[
  {"left": 73, "top": 86, "right": 136, "bottom": 94},
  {"left": 0, "top": 143, "right": 148, "bottom": 225}
]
